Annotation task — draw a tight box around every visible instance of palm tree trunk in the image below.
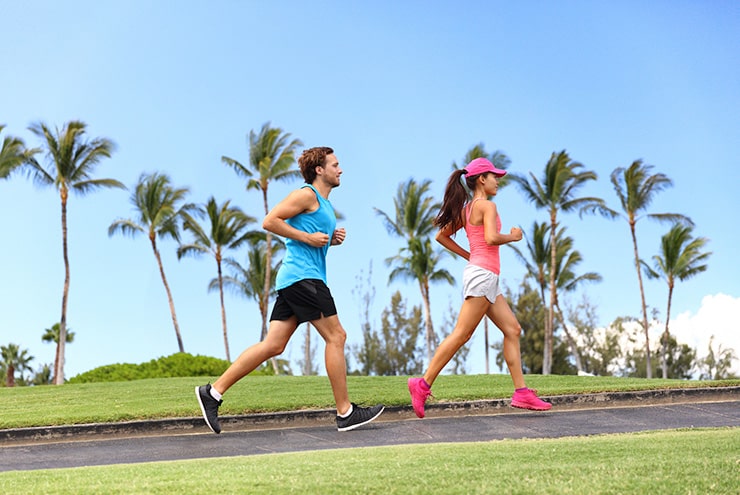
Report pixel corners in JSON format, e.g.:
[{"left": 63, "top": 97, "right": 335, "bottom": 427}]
[
  {"left": 262, "top": 189, "right": 279, "bottom": 374},
  {"left": 544, "top": 212, "right": 557, "bottom": 375},
  {"left": 661, "top": 282, "right": 674, "bottom": 379},
  {"left": 216, "top": 255, "right": 231, "bottom": 362},
  {"left": 6, "top": 364, "right": 15, "bottom": 387},
  {"left": 484, "top": 318, "right": 489, "bottom": 374},
  {"left": 304, "top": 322, "right": 311, "bottom": 376},
  {"left": 555, "top": 301, "right": 584, "bottom": 372},
  {"left": 630, "top": 221, "right": 652, "bottom": 378},
  {"left": 151, "top": 237, "right": 184, "bottom": 353},
  {"left": 420, "top": 280, "right": 434, "bottom": 365},
  {"left": 55, "top": 188, "right": 70, "bottom": 385}
]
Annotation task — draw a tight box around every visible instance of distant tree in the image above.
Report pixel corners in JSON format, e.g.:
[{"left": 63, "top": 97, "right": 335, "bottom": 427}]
[
  {"left": 32, "top": 363, "right": 54, "bottom": 385},
  {"left": 41, "top": 322, "right": 75, "bottom": 380},
  {"left": 643, "top": 224, "right": 711, "bottom": 378},
  {"left": 375, "top": 292, "right": 425, "bottom": 376},
  {"left": 25, "top": 120, "right": 123, "bottom": 384},
  {"left": 551, "top": 228, "right": 602, "bottom": 373},
  {"left": 509, "top": 150, "right": 611, "bottom": 374},
  {"left": 297, "top": 323, "right": 319, "bottom": 376},
  {"left": 222, "top": 122, "right": 302, "bottom": 342},
  {"left": 624, "top": 335, "right": 696, "bottom": 379},
  {"left": 607, "top": 160, "right": 693, "bottom": 378},
  {"left": 351, "top": 263, "right": 379, "bottom": 376},
  {"left": 1, "top": 343, "right": 34, "bottom": 387},
  {"left": 179, "top": 197, "right": 255, "bottom": 361},
  {"left": 109, "top": 172, "right": 193, "bottom": 353},
  {"left": 0, "top": 124, "right": 34, "bottom": 180},
  {"left": 699, "top": 336, "right": 738, "bottom": 380}
]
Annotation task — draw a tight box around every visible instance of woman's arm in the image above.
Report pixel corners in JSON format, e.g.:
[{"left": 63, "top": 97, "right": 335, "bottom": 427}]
[
  {"left": 482, "top": 201, "right": 522, "bottom": 246},
  {"left": 435, "top": 224, "right": 470, "bottom": 260}
]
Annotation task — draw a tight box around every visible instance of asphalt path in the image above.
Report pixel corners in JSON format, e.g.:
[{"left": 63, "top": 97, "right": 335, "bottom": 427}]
[{"left": 2, "top": 397, "right": 738, "bottom": 472}]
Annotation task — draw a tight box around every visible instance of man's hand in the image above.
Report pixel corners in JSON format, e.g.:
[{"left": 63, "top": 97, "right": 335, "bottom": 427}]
[
  {"left": 331, "top": 227, "right": 346, "bottom": 246},
  {"left": 305, "top": 232, "right": 331, "bottom": 247}
]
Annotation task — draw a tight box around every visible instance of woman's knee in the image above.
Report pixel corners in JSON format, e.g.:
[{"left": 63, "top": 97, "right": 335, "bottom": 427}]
[{"left": 502, "top": 322, "right": 522, "bottom": 340}]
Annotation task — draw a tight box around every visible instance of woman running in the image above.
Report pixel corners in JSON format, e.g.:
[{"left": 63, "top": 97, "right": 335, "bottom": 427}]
[{"left": 407, "top": 157, "right": 552, "bottom": 418}]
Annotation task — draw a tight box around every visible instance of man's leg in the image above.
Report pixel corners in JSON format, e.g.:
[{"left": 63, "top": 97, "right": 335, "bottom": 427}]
[
  {"left": 309, "top": 314, "right": 350, "bottom": 414},
  {"left": 213, "top": 317, "right": 299, "bottom": 394}
]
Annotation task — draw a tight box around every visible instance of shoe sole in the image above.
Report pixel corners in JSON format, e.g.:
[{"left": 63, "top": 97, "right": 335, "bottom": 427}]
[
  {"left": 195, "top": 386, "right": 221, "bottom": 434},
  {"left": 337, "top": 406, "right": 385, "bottom": 432},
  {"left": 511, "top": 401, "right": 552, "bottom": 411}
]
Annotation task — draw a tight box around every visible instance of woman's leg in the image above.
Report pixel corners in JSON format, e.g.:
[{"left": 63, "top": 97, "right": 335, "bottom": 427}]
[
  {"left": 487, "top": 294, "right": 526, "bottom": 389},
  {"left": 423, "top": 296, "right": 489, "bottom": 386}
]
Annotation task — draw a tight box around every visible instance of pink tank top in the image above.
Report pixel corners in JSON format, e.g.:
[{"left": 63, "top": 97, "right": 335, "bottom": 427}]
[{"left": 464, "top": 198, "right": 501, "bottom": 275}]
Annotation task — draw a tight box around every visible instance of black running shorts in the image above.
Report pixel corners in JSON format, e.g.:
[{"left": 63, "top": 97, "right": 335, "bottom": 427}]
[{"left": 270, "top": 279, "right": 338, "bottom": 324}]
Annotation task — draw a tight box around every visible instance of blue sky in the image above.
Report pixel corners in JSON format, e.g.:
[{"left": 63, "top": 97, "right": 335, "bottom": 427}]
[{"left": 1, "top": 1, "right": 738, "bottom": 379}]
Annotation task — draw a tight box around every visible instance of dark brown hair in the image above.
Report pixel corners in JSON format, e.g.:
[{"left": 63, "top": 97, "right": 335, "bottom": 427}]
[
  {"left": 298, "top": 146, "right": 334, "bottom": 183},
  {"left": 433, "top": 169, "right": 480, "bottom": 232}
]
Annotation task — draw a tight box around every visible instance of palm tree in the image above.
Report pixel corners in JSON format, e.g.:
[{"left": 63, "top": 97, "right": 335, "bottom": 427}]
[
  {"left": 222, "top": 123, "right": 302, "bottom": 342},
  {"left": 643, "top": 224, "right": 710, "bottom": 378},
  {"left": 0, "top": 125, "right": 34, "bottom": 180},
  {"left": 41, "top": 322, "right": 75, "bottom": 382},
  {"left": 25, "top": 120, "right": 123, "bottom": 384},
  {"left": 178, "top": 197, "right": 255, "bottom": 361},
  {"left": 109, "top": 172, "right": 193, "bottom": 353},
  {"left": 385, "top": 236, "right": 455, "bottom": 364},
  {"left": 375, "top": 178, "right": 449, "bottom": 364},
  {"left": 375, "top": 178, "right": 439, "bottom": 239},
  {"left": 1, "top": 343, "right": 34, "bottom": 387},
  {"left": 509, "top": 150, "right": 611, "bottom": 374},
  {"left": 609, "top": 160, "right": 692, "bottom": 378}
]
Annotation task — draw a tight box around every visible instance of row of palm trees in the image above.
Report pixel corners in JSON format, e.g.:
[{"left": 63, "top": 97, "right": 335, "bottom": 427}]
[{"left": 1, "top": 120, "right": 712, "bottom": 383}]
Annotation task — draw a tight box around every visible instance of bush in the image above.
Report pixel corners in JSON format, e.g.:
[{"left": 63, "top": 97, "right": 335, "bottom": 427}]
[{"left": 68, "top": 353, "right": 230, "bottom": 383}]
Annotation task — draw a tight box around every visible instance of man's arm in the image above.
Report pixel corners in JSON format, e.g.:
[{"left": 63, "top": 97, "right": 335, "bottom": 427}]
[{"left": 263, "top": 188, "right": 331, "bottom": 247}]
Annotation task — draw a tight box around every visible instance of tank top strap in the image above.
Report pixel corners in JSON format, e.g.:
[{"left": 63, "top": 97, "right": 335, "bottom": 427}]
[{"left": 465, "top": 198, "right": 486, "bottom": 223}]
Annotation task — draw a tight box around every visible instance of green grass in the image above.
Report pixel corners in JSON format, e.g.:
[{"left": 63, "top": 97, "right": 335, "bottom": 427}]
[
  {"left": 1, "top": 374, "right": 737, "bottom": 429},
  {"left": 1, "top": 428, "right": 737, "bottom": 494}
]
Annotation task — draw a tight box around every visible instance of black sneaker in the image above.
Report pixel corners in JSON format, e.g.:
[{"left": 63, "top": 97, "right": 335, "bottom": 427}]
[
  {"left": 195, "top": 384, "right": 223, "bottom": 434},
  {"left": 336, "top": 403, "right": 385, "bottom": 432}
]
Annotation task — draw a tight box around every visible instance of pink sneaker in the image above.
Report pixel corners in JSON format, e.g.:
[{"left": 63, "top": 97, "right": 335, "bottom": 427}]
[
  {"left": 511, "top": 388, "right": 552, "bottom": 411},
  {"left": 408, "top": 377, "right": 432, "bottom": 418}
]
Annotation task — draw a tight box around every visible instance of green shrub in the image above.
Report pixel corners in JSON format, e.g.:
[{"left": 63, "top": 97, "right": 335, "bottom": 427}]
[{"left": 68, "top": 353, "right": 230, "bottom": 383}]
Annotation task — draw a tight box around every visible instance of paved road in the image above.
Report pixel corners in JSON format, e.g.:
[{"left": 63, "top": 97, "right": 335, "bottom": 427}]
[{"left": 2, "top": 399, "right": 738, "bottom": 472}]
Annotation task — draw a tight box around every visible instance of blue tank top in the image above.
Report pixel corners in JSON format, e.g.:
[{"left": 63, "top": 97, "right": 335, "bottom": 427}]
[{"left": 275, "top": 185, "right": 337, "bottom": 290}]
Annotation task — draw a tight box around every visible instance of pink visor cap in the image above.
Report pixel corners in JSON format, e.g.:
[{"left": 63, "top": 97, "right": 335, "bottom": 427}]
[{"left": 464, "top": 157, "right": 507, "bottom": 177}]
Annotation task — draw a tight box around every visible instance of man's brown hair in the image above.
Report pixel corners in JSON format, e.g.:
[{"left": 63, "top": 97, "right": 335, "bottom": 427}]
[{"left": 298, "top": 146, "right": 334, "bottom": 183}]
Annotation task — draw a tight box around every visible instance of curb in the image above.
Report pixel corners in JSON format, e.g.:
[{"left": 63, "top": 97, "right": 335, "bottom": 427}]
[{"left": 2, "top": 386, "right": 737, "bottom": 444}]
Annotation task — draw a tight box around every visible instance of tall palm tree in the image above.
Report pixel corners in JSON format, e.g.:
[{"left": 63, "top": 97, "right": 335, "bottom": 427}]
[
  {"left": 1, "top": 343, "right": 34, "bottom": 387},
  {"left": 178, "top": 197, "right": 255, "bottom": 361},
  {"left": 1, "top": 125, "right": 35, "bottom": 180},
  {"left": 375, "top": 178, "right": 448, "bottom": 363},
  {"left": 385, "top": 236, "right": 455, "bottom": 364},
  {"left": 609, "top": 160, "right": 692, "bottom": 378},
  {"left": 643, "top": 224, "right": 710, "bottom": 378},
  {"left": 509, "top": 150, "right": 610, "bottom": 374},
  {"left": 41, "top": 322, "right": 75, "bottom": 380},
  {"left": 222, "top": 123, "right": 302, "bottom": 342},
  {"left": 25, "top": 120, "right": 122, "bottom": 384},
  {"left": 109, "top": 172, "right": 193, "bottom": 353}
]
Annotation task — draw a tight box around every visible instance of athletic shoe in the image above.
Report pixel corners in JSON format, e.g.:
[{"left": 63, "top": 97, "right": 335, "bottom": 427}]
[
  {"left": 195, "top": 384, "right": 223, "bottom": 434},
  {"left": 336, "top": 403, "right": 385, "bottom": 432},
  {"left": 511, "top": 388, "right": 552, "bottom": 411},
  {"left": 408, "top": 377, "right": 432, "bottom": 418}
]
